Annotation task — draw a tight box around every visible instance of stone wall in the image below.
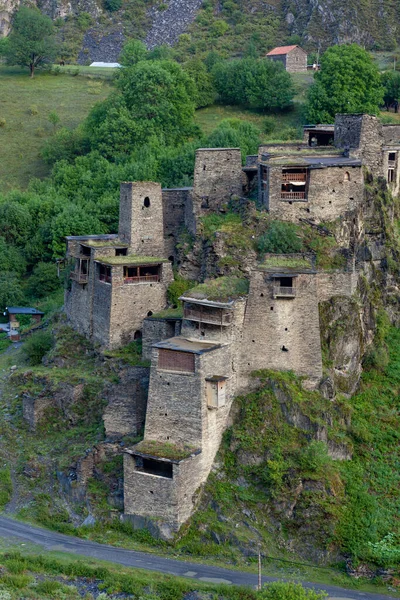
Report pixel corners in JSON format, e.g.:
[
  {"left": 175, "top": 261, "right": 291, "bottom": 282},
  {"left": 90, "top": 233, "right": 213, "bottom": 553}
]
[
  {"left": 92, "top": 272, "right": 112, "bottom": 347},
  {"left": 162, "top": 188, "right": 192, "bottom": 258},
  {"left": 334, "top": 114, "right": 384, "bottom": 177},
  {"left": 239, "top": 270, "right": 323, "bottom": 385},
  {"left": 266, "top": 164, "right": 363, "bottom": 223},
  {"left": 119, "top": 182, "right": 166, "bottom": 257},
  {"left": 285, "top": 47, "right": 308, "bottom": 72},
  {"left": 142, "top": 317, "right": 181, "bottom": 361},
  {"left": 192, "top": 149, "right": 243, "bottom": 224},
  {"left": 103, "top": 366, "right": 149, "bottom": 438},
  {"left": 316, "top": 272, "right": 358, "bottom": 302},
  {"left": 381, "top": 125, "right": 400, "bottom": 144},
  {"left": 124, "top": 340, "right": 236, "bottom": 529},
  {"left": 107, "top": 262, "right": 173, "bottom": 349}
]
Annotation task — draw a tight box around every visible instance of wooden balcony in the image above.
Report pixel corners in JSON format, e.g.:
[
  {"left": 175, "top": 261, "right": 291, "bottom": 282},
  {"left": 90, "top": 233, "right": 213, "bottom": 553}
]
[
  {"left": 70, "top": 271, "right": 89, "bottom": 284},
  {"left": 124, "top": 275, "right": 160, "bottom": 284},
  {"left": 281, "top": 173, "right": 307, "bottom": 182},
  {"left": 273, "top": 286, "right": 296, "bottom": 298},
  {"left": 99, "top": 274, "right": 112, "bottom": 284},
  {"left": 184, "top": 307, "right": 233, "bottom": 326},
  {"left": 280, "top": 191, "right": 306, "bottom": 200}
]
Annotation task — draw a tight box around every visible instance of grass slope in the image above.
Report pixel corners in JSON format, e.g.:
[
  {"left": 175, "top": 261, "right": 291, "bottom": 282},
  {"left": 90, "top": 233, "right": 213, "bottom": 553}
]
[{"left": 0, "top": 67, "right": 111, "bottom": 192}]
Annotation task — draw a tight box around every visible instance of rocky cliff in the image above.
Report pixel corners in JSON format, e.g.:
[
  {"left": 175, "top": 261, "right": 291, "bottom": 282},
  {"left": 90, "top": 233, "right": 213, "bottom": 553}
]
[{"left": 2, "top": 0, "right": 400, "bottom": 61}]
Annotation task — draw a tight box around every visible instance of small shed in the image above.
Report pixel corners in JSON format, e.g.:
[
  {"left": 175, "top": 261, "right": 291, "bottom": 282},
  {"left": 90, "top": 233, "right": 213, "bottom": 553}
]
[
  {"left": 4, "top": 307, "right": 44, "bottom": 326},
  {"left": 266, "top": 45, "right": 307, "bottom": 73}
]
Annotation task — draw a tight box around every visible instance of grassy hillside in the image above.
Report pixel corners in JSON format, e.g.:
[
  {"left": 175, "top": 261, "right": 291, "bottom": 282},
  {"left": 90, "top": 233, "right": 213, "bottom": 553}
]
[{"left": 0, "top": 67, "right": 111, "bottom": 192}]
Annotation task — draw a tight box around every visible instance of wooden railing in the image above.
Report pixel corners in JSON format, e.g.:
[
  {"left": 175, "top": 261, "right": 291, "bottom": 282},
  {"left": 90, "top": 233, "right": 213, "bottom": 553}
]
[
  {"left": 274, "top": 286, "right": 296, "bottom": 298},
  {"left": 388, "top": 160, "right": 396, "bottom": 168},
  {"left": 70, "top": 271, "right": 89, "bottom": 284},
  {"left": 280, "top": 191, "right": 306, "bottom": 200},
  {"left": 124, "top": 275, "right": 159, "bottom": 284},
  {"left": 184, "top": 308, "right": 233, "bottom": 326},
  {"left": 281, "top": 173, "right": 307, "bottom": 182}
]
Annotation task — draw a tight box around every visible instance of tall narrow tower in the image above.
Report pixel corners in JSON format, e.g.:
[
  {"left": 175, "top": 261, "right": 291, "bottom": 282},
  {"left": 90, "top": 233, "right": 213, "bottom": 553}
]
[{"left": 118, "top": 182, "right": 165, "bottom": 256}]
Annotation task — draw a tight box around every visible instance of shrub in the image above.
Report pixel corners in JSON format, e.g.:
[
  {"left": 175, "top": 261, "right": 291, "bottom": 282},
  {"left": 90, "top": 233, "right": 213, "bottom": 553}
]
[
  {"left": 28, "top": 262, "right": 62, "bottom": 299},
  {"left": 257, "top": 221, "right": 302, "bottom": 254},
  {"left": 23, "top": 330, "right": 53, "bottom": 365},
  {"left": 259, "top": 582, "right": 328, "bottom": 599},
  {"left": 167, "top": 276, "right": 196, "bottom": 306},
  {"left": 263, "top": 117, "right": 275, "bottom": 135},
  {"left": 104, "top": 0, "right": 122, "bottom": 11},
  {"left": 0, "top": 467, "right": 12, "bottom": 509}
]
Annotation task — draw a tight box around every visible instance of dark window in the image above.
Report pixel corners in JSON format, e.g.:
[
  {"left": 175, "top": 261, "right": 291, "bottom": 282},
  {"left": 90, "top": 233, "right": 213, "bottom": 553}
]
[
  {"left": 124, "top": 264, "right": 160, "bottom": 283},
  {"left": 80, "top": 245, "right": 91, "bottom": 256},
  {"left": 115, "top": 248, "right": 128, "bottom": 256},
  {"left": 99, "top": 264, "right": 111, "bottom": 283},
  {"left": 158, "top": 349, "right": 195, "bottom": 373},
  {"left": 144, "top": 197, "right": 151, "bottom": 208},
  {"left": 388, "top": 169, "right": 395, "bottom": 183},
  {"left": 279, "top": 277, "right": 293, "bottom": 287},
  {"left": 389, "top": 152, "right": 396, "bottom": 162},
  {"left": 135, "top": 456, "right": 173, "bottom": 478}
]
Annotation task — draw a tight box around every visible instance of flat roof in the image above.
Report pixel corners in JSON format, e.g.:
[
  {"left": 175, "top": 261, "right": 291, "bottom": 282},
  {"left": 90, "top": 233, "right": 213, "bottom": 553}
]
[
  {"left": 66, "top": 234, "right": 118, "bottom": 241},
  {"left": 154, "top": 336, "right": 223, "bottom": 355},
  {"left": 95, "top": 255, "right": 168, "bottom": 266},
  {"left": 195, "top": 147, "right": 240, "bottom": 152},
  {"left": 6, "top": 307, "right": 44, "bottom": 315},
  {"left": 162, "top": 187, "right": 193, "bottom": 192},
  {"left": 81, "top": 240, "right": 129, "bottom": 248},
  {"left": 180, "top": 296, "right": 235, "bottom": 309},
  {"left": 266, "top": 156, "right": 361, "bottom": 168}
]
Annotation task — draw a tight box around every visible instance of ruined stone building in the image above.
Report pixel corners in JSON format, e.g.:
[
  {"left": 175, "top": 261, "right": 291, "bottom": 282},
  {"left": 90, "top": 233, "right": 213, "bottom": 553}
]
[
  {"left": 64, "top": 113, "right": 400, "bottom": 535},
  {"left": 266, "top": 45, "right": 308, "bottom": 72}
]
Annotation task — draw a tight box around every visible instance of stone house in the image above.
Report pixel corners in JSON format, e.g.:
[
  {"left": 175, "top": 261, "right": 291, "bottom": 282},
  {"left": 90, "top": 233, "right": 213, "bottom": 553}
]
[
  {"left": 266, "top": 45, "right": 307, "bottom": 73},
  {"left": 63, "top": 113, "right": 400, "bottom": 535}
]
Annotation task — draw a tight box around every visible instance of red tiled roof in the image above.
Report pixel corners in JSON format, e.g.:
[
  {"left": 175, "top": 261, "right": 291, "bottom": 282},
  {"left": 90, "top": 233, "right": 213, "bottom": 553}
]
[{"left": 266, "top": 45, "right": 304, "bottom": 56}]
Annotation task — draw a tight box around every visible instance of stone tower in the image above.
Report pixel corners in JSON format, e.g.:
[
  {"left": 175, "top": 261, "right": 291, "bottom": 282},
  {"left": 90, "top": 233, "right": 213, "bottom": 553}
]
[
  {"left": 119, "top": 182, "right": 165, "bottom": 256},
  {"left": 334, "top": 114, "right": 384, "bottom": 177}
]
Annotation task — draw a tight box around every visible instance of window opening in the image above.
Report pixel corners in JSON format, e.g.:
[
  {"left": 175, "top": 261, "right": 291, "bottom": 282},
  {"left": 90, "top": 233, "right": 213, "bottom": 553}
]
[
  {"left": 206, "top": 377, "right": 227, "bottom": 408},
  {"left": 135, "top": 456, "right": 173, "bottom": 478},
  {"left": 344, "top": 171, "right": 350, "bottom": 181},
  {"left": 281, "top": 169, "right": 307, "bottom": 200},
  {"left": 388, "top": 152, "right": 396, "bottom": 163},
  {"left": 143, "top": 197, "right": 151, "bottom": 208},
  {"left": 124, "top": 264, "right": 160, "bottom": 283},
  {"left": 80, "top": 245, "right": 91, "bottom": 256},
  {"left": 99, "top": 264, "right": 111, "bottom": 283},
  {"left": 388, "top": 169, "right": 395, "bottom": 183},
  {"left": 134, "top": 330, "right": 142, "bottom": 340},
  {"left": 273, "top": 277, "right": 295, "bottom": 298},
  {"left": 115, "top": 248, "right": 128, "bottom": 256}
]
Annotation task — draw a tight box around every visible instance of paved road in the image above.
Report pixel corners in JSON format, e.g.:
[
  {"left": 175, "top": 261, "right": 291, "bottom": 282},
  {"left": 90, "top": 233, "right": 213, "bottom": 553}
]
[{"left": 0, "top": 516, "right": 398, "bottom": 599}]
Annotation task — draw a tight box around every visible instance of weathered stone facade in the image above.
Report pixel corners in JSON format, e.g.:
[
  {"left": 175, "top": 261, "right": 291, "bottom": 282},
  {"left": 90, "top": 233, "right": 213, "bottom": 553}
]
[
  {"left": 266, "top": 45, "right": 307, "bottom": 73},
  {"left": 63, "top": 114, "right": 400, "bottom": 535}
]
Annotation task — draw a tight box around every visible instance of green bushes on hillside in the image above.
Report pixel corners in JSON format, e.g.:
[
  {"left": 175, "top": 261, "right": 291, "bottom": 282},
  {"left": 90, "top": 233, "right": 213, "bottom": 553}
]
[{"left": 212, "top": 57, "right": 295, "bottom": 111}]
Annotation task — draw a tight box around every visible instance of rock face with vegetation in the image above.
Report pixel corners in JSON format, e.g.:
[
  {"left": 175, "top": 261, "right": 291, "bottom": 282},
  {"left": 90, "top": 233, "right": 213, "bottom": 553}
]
[{"left": 2, "top": 0, "right": 400, "bottom": 62}]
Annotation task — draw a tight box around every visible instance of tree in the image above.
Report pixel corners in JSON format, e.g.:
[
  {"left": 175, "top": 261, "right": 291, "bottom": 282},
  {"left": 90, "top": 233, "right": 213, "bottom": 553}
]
[
  {"left": 0, "top": 273, "right": 25, "bottom": 311},
  {"left": 183, "top": 59, "right": 217, "bottom": 108},
  {"left": 381, "top": 71, "right": 400, "bottom": 110},
  {"left": 6, "top": 6, "right": 57, "bottom": 77},
  {"left": 86, "top": 60, "right": 198, "bottom": 156},
  {"left": 212, "top": 58, "right": 295, "bottom": 111},
  {"left": 306, "top": 44, "right": 384, "bottom": 123},
  {"left": 118, "top": 39, "right": 148, "bottom": 67},
  {"left": 28, "top": 262, "right": 61, "bottom": 298}
]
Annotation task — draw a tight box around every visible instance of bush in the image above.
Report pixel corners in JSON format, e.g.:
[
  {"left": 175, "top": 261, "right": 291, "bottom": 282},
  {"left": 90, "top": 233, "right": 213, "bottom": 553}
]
[
  {"left": 104, "top": 0, "right": 122, "bottom": 10},
  {"left": 28, "top": 262, "right": 62, "bottom": 299},
  {"left": 167, "top": 276, "right": 195, "bottom": 306},
  {"left": 23, "top": 330, "right": 53, "bottom": 365},
  {"left": 257, "top": 221, "right": 302, "bottom": 254},
  {"left": 0, "top": 467, "right": 12, "bottom": 509},
  {"left": 259, "top": 582, "right": 328, "bottom": 599},
  {"left": 263, "top": 117, "right": 275, "bottom": 135}
]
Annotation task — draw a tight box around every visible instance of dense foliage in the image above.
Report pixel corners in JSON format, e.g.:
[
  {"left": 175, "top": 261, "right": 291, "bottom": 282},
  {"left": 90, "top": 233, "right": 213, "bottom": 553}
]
[
  {"left": 5, "top": 7, "right": 58, "bottom": 77},
  {"left": 212, "top": 57, "right": 295, "bottom": 110},
  {"left": 306, "top": 44, "right": 384, "bottom": 122}
]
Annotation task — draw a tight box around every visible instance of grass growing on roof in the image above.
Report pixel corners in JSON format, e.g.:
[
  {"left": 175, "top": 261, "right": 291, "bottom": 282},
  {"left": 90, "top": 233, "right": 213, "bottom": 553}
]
[
  {"left": 133, "top": 440, "right": 197, "bottom": 460},
  {"left": 149, "top": 308, "right": 183, "bottom": 319},
  {"left": 185, "top": 277, "right": 249, "bottom": 302},
  {"left": 259, "top": 256, "right": 312, "bottom": 269},
  {"left": 97, "top": 255, "right": 168, "bottom": 265}
]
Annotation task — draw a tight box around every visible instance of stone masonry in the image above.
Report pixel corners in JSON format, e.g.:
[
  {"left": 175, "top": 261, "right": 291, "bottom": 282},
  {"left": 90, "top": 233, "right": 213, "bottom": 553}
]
[{"left": 63, "top": 114, "right": 400, "bottom": 535}]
